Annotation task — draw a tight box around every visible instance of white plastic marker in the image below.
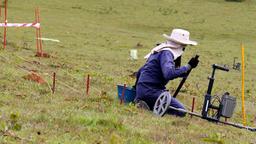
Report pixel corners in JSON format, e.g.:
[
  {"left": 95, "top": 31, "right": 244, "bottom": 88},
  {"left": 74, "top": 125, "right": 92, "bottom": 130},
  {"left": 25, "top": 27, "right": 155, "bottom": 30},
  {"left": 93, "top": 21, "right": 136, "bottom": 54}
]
[
  {"left": 130, "top": 49, "right": 138, "bottom": 60},
  {"left": 37, "top": 38, "right": 60, "bottom": 43}
]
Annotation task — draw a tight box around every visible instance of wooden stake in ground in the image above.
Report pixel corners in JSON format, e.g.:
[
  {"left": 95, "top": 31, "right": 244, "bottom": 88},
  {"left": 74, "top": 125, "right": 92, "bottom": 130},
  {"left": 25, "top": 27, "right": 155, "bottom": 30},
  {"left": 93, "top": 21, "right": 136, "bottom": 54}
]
[
  {"left": 52, "top": 72, "right": 56, "bottom": 94},
  {"left": 35, "top": 8, "right": 39, "bottom": 54},
  {"left": 120, "top": 84, "right": 126, "bottom": 104},
  {"left": 191, "top": 97, "right": 195, "bottom": 118},
  {"left": 35, "top": 7, "right": 43, "bottom": 56},
  {"left": 37, "top": 8, "right": 43, "bottom": 56},
  {"left": 0, "top": 0, "right": 2, "bottom": 17},
  {"left": 86, "top": 74, "right": 90, "bottom": 96},
  {"left": 3, "top": 0, "right": 7, "bottom": 49},
  {"left": 241, "top": 43, "right": 247, "bottom": 126}
]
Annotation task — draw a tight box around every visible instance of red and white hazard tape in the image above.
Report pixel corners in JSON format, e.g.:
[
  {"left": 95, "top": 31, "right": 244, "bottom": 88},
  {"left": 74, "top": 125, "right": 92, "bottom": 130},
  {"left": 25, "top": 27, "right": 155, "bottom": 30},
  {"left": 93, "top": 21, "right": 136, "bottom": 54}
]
[{"left": 0, "top": 23, "right": 40, "bottom": 28}]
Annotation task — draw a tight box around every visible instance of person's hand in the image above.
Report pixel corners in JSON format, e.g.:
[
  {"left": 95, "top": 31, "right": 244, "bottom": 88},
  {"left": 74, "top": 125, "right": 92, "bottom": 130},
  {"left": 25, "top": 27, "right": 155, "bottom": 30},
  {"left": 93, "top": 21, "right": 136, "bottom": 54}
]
[{"left": 188, "top": 57, "right": 199, "bottom": 68}]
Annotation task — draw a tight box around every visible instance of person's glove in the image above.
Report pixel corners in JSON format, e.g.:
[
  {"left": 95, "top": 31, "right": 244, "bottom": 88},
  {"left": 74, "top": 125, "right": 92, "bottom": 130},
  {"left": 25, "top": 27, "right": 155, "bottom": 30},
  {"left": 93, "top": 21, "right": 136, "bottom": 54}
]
[{"left": 188, "top": 57, "right": 199, "bottom": 68}]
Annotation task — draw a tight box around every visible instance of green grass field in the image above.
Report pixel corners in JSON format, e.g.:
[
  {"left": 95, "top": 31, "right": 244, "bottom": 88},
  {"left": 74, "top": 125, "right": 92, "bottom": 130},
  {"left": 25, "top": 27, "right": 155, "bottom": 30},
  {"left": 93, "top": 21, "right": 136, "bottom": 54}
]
[{"left": 0, "top": 0, "right": 256, "bottom": 143}]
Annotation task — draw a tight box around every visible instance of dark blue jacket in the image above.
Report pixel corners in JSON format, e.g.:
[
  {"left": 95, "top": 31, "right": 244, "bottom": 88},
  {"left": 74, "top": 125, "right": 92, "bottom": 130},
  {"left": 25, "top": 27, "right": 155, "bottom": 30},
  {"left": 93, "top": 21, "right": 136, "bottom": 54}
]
[{"left": 135, "top": 50, "right": 189, "bottom": 109}]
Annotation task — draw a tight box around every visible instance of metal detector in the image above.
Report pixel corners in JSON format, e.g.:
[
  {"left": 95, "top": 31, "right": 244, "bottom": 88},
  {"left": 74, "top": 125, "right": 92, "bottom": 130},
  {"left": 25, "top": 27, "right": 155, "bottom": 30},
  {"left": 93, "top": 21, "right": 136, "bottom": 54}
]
[
  {"left": 153, "top": 63, "right": 256, "bottom": 132},
  {"left": 233, "top": 57, "right": 241, "bottom": 71}
]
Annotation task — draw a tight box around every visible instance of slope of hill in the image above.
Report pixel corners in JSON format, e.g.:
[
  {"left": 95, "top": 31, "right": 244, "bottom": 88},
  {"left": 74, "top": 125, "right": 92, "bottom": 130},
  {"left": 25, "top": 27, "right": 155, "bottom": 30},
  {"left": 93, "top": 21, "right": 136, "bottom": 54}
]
[{"left": 0, "top": 0, "right": 256, "bottom": 143}]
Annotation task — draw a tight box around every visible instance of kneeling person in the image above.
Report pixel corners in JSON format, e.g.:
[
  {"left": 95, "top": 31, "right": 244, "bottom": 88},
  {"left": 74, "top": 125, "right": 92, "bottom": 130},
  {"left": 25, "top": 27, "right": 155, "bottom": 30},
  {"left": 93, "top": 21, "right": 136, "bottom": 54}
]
[{"left": 135, "top": 28, "right": 199, "bottom": 117}]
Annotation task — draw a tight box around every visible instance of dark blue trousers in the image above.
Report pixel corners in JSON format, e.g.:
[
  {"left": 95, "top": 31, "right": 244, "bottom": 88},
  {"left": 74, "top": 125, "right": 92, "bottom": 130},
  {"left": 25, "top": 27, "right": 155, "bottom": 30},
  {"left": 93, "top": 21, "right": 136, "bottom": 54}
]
[
  {"left": 166, "top": 97, "right": 186, "bottom": 117},
  {"left": 136, "top": 83, "right": 186, "bottom": 117}
]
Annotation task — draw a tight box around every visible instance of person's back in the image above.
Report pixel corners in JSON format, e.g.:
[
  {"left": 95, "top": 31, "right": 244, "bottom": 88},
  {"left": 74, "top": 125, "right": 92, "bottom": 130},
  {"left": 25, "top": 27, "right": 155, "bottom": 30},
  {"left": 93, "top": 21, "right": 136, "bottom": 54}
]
[{"left": 137, "top": 50, "right": 169, "bottom": 89}]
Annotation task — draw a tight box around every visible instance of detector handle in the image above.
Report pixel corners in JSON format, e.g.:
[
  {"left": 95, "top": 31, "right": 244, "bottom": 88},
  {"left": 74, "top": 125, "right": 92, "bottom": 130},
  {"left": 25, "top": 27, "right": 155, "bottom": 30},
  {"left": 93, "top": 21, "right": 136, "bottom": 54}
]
[
  {"left": 173, "top": 55, "right": 199, "bottom": 98},
  {"left": 213, "top": 64, "right": 229, "bottom": 72}
]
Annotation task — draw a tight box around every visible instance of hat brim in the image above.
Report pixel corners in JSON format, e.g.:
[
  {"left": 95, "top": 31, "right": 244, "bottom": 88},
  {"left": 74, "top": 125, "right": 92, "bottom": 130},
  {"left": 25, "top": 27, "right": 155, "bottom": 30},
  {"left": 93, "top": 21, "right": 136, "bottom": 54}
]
[{"left": 163, "top": 34, "right": 198, "bottom": 46}]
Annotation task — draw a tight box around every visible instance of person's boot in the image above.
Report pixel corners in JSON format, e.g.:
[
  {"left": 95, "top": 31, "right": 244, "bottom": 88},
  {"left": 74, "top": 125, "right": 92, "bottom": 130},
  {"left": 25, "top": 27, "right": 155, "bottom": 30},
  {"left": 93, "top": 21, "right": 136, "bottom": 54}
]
[{"left": 135, "top": 100, "right": 150, "bottom": 110}]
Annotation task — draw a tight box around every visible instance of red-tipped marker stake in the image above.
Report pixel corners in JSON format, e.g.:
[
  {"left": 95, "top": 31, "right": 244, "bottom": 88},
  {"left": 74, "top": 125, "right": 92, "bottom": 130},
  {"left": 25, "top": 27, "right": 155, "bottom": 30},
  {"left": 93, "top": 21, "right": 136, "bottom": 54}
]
[
  {"left": 37, "top": 8, "right": 43, "bottom": 56},
  {"left": 0, "top": 0, "right": 2, "bottom": 17},
  {"left": 86, "top": 74, "right": 90, "bottom": 96},
  {"left": 191, "top": 97, "right": 195, "bottom": 118},
  {"left": 52, "top": 72, "right": 56, "bottom": 94},
  {"left": 35, "top": 8, "right": 39, "bottom": 54},
  {"left": 120, "top": 84, "right": 126, "bottom": 104},
  {"left": 3, "top": 0, "right": 7, "bottom": 49}
]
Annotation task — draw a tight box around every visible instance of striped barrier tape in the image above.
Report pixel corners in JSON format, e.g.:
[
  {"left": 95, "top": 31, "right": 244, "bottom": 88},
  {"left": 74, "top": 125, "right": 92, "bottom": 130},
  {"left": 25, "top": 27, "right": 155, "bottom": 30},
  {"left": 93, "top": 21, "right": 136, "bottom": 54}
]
[{"left": 0, "top": 23, "right": 40, "bottom": 28}]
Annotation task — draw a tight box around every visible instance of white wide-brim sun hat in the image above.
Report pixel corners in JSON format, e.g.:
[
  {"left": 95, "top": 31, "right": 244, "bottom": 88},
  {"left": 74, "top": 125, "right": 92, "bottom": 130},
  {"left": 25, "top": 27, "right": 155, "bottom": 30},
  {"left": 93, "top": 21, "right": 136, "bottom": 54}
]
[{"left": 163, "top": 29, "right": 198, "bottom": 46}]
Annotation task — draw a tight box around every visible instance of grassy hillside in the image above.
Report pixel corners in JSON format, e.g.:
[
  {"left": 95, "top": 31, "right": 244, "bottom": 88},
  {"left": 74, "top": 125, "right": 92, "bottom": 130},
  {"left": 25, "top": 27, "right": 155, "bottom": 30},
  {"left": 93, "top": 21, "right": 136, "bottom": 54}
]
[{"left": 0, "top": 0, "right": 256, "bottom": 143}]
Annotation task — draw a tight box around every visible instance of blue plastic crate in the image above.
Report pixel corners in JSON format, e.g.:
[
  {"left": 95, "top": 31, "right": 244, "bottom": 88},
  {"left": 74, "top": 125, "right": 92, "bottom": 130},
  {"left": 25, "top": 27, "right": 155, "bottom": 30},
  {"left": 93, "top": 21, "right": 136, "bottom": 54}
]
[{"left": 117, "top": 84, "right": 136, "bottom": 103}]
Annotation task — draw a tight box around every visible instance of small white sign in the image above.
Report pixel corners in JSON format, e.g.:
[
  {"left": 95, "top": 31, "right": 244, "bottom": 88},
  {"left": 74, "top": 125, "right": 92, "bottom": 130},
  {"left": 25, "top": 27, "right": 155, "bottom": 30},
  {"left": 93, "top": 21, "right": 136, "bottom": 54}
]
[{"left": 130, "top": 49, "right": 138, "bottom": 60}]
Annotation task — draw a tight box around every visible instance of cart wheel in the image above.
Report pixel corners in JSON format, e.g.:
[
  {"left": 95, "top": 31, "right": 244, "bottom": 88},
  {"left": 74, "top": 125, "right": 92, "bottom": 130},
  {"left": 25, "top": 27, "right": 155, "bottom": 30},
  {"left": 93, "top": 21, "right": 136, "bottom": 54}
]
[{"left": 153, "top": 92, "right": 172, "bottom": 117}]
